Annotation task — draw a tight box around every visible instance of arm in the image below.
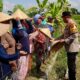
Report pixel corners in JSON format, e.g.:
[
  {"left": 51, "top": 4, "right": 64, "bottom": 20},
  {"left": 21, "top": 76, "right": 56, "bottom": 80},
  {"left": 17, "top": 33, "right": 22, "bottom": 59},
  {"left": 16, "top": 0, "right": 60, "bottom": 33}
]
[
  {"left": 64, "top": 33, "right": 78, "bottom": 44},
  {"left": 64, "top": 22, "right": 78, "bottom": 44},
  {"left": 0, "top": 44, "right": 19, "bottom": 61}
]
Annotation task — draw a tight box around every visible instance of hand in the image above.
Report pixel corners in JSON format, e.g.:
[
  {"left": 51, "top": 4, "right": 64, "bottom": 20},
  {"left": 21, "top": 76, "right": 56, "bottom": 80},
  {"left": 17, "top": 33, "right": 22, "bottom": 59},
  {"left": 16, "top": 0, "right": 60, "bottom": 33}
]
[
  {"left": 59, "top": 39, "right": 65, "bottom": 42},
  {"left": 20, "top": 51, "right": 27, "bottom": 56},
  {"left": 16, "top": 43, "right": 22, "bottom": 50},
  {"left": 3, "top": 44, "right": 9, "bottom": 49},
  {"left": 9, "top": 61, "right": 17, "bottom": 72}
]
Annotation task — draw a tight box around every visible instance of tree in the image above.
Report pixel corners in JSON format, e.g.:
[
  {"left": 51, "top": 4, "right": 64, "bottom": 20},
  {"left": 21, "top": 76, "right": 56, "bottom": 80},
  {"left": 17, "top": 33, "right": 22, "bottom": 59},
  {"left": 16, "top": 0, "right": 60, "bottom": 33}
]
[
  {"left": 0, "top": 0, "right": 3, "bottom": 12},
  {"left": 71, "top": 8, "right": 78, "bottom": 14},
  {"left": 47, "top": 0, "right": 69, "bottom": 18},
  {"left": 26, "top": 7, "right": 38, "bottom": 17},
  {"left": 36, "top": 0, "right": 48, "bottom": 13},
  {"left": 13, "top": 4, "right": 26, "bottom": 14},
  {"left": 45, "top": 0, "right": 70, "bottom": 34}
]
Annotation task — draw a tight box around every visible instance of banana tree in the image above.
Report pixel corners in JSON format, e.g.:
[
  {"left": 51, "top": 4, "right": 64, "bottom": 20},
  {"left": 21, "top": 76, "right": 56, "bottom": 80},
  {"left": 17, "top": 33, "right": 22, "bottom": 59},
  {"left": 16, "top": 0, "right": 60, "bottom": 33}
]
[
  {"left": 26, "top": 7, "right": 38, "bottom": 17},
  {"left": 47, "top": 0, "right": 69, "bottom": 18},
  {"left": 36, "top": 0, "right": 48, "bottom": 13},
  {"left": 46, "top": 0, "right": 70, "bottom": 36}
]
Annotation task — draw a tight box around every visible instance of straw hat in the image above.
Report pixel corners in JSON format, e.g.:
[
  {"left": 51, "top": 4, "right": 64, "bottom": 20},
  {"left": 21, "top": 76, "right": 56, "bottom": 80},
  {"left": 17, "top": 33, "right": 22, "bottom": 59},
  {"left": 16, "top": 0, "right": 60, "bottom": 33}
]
[
  {"left": 39, "top": 28, "right": 52, "bottom": 39},
  {"left": 0, "top": 12, "right": 12, "bottom": 22},
  {"left": 12, "top": 9, "right": 30, "bottom": 20},
  {"left": 0, "top": 23, "right": 10, "bottom": 36},
  {"left": 51, "top": 40, "right": 64, "bottom": 52}
]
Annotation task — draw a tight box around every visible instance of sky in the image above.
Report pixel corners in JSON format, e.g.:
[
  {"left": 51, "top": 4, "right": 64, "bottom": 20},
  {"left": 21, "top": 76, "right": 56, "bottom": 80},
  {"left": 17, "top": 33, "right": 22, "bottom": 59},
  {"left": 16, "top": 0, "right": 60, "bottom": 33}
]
[{"left": 3, "top": 0, "right": 80, "bottom": 12}]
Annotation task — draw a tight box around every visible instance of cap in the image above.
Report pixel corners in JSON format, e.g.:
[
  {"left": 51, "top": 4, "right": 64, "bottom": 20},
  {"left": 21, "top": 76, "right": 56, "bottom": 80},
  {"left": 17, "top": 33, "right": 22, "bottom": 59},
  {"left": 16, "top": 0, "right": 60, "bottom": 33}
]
[{"left": 62, "top": 11, "right": 71, "bottom": 17}]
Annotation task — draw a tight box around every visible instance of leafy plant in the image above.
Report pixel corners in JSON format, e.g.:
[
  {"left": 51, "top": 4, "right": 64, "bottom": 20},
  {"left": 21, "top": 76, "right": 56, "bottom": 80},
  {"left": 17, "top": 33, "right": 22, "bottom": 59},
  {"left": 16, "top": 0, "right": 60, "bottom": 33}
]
[
  {"left": 0, "top": 0, "right": 3, "bottom": 12},
  {"left": 26, "top": 7, "right": 38, "bottom": 17},
  {"left": 36, "top": 0, "right": 48, "bottom": 12},
  {"left": 47, "top": 0, "right": 69, "bottom": 18}
]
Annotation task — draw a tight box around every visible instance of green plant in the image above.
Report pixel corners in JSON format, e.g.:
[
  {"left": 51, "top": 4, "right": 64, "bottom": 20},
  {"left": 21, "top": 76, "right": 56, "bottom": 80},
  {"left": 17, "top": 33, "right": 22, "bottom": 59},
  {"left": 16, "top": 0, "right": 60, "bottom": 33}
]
[
  {"left": 0, "top": 0, "right": 3, "bottom": 12},
  {"left": 36, "top": 0, "right": 48, "bottom": 12},
  {"left": 26, "top": 7, "right": 38, "bottom": 17},
  {"left": 54, "top": 49, "right": 67, "bottom": 80}
]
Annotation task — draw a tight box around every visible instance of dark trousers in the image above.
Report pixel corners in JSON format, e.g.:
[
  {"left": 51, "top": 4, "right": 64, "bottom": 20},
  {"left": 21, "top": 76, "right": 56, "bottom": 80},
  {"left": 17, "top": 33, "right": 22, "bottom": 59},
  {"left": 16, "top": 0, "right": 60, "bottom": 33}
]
[{"left": 67, "top": 52, "right": 78, "bottom": 80}]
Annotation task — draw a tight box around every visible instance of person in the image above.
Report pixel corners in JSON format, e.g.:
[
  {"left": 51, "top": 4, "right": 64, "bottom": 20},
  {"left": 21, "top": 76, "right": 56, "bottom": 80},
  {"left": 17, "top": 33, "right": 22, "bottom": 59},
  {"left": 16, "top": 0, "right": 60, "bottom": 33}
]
[
  {"left": 12, "top": 18, "right": 30, "bottom": 80},
  {"left": 47, "top": 16, "right": 54, "bottom": 37},
  {"left": 21, "top": 19, "right": 34, "bottom": 73},
  {"left": 57, "top": 11, "right": 79, "bottom": 80},
  {"left": 33, "top": 14, "right": 51, "bottom": 74},
  {"left": 0, "top": 21, "right": 18, "bottom": 79},
  {"left": 40, "top": 13, "right": 47, "bottom": 25},
  {"left": 0, "top": 40, "right": 27, "bottom": 80}
]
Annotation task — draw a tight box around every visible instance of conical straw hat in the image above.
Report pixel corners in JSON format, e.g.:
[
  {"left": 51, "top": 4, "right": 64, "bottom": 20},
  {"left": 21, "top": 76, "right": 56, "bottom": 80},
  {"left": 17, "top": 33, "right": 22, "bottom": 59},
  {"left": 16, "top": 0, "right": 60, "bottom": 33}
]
[
  {"left": 0, "top": 23, "right": 10, "bottom": 36},
  {"left": 0, "top": 12, "right": 12, "bottom": 22},
  {"left": 12, "top": 9, "right": 30, "bottom": 20},
  {"left": 39, "top": 28, "right": 52, "bottom": 39}
]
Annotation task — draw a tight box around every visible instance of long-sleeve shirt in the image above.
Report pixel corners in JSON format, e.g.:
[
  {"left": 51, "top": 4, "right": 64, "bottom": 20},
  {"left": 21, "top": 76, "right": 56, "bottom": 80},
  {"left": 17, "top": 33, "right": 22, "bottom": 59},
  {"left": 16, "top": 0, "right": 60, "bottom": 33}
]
[{"left": 0, "top": 44, "right": 19, "bottom": 62}]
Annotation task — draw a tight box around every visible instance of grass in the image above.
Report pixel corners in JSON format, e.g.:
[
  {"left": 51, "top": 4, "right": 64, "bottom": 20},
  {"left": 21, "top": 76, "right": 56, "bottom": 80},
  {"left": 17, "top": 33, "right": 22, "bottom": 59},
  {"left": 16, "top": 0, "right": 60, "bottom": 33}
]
[
  {"left": 26, "top": 52, "right": 56, "bottom": 80},
  {"left": 76, "top": 53, "right": 80, "bottom": 80},
  {"left": 48, "top": 48, "right": 67, "bottom": 80},
  {"left": 73, "top": 15, "right": 80, "bottom": 20}
]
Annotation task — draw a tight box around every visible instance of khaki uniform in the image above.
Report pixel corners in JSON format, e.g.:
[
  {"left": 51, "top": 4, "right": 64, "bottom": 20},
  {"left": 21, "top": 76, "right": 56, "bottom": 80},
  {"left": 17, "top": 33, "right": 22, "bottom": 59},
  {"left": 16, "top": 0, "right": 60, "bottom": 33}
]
[
  {"left": 60, "top": 19, "right": 79, "bottom": 80},
  {"left": 63, "top": 19, "right": 79, "bottom": 52}
]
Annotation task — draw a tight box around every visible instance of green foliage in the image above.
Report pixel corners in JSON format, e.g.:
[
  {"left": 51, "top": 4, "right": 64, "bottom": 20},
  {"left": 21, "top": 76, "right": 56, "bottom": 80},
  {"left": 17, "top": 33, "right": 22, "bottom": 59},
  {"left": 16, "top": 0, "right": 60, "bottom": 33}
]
[
  {"left": 13, "top": 4, "right": 26, "bottom": 13},
  {"left": 47, "top": 0, "right": 69, "bottom": 18},
  {"left": 26, "top": 7, "right": 38, "bottom": 17},
  {"left": 36, "top": 0, "right": 48, "bottom": 12},
  {"left": 0, "top": 0, "right": 3, "bottom": 12},
  {"left": 72, "top": 15, "right": 80, "bottom": 32},
  {"left": 71, "top": 8, "right": 79, "bottom": 14},
  {"left": 54, "top": 49, "right": 67, "bottom": 80},
  {"left": 73, "top": 15, "right": 80, "bottom": 20},
  {"left": 42, "top": 0, "right": 48, "bottom": 8}
]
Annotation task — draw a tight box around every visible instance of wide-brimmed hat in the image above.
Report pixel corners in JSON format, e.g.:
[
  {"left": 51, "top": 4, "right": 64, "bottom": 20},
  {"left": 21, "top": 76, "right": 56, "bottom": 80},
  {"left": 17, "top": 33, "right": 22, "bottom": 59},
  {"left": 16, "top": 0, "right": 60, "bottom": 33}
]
[
  {"left": 51, "top": 40, "right": 64, "bottom": 52},
  {"left": 12, "top": 9, "right": 30, "bottom": 20},
  {"left": 0, "top": 23, "right": 10, "bottom": 36},
  {"left": 0, "top": 12, "right": 12, "bottom": 22},
  {"left": 39, "top": 28, "right": 52, "bottom": 39}
]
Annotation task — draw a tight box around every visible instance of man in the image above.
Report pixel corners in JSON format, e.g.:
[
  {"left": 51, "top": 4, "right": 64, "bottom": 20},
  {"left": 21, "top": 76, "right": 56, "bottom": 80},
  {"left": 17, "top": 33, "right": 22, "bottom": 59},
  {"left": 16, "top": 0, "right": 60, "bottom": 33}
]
[{"left": 58, "top": 11, "right": 79, "bottom": 80}]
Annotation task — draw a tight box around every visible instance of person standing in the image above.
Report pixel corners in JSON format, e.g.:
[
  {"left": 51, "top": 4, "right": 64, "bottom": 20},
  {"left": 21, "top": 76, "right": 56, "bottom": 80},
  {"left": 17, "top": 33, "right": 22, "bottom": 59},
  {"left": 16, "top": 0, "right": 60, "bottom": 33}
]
[
  {"left": 47, "top": 16, "right": 54, "bottom": 37},
  {"left": 57, "top": 11, "right": 79, "bottom": 80}
]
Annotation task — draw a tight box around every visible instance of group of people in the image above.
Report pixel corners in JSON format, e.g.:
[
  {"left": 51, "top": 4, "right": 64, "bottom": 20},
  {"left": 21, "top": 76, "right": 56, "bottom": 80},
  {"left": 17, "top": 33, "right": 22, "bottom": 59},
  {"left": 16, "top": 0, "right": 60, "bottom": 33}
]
[
  {"left": 0, "top": 11, "right": 55, "bottom": 80},
  {"left": 0, "top": 10, "right": 79, "bottom": 80}
]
